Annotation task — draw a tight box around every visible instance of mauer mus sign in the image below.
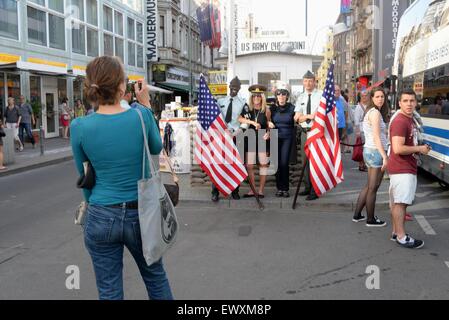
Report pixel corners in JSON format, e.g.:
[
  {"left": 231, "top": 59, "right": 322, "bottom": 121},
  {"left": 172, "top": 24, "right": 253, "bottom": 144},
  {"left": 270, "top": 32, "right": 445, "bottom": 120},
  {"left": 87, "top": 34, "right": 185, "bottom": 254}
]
[{"left": 147, "top": 0, "right": 157, "bottom": 62}]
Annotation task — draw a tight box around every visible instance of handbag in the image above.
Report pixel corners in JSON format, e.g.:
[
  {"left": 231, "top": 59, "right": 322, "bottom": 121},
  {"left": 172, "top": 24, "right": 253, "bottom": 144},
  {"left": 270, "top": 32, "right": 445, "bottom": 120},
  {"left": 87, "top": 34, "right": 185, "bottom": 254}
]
[
  {"left": 352, "top": 136, "right": 364, "bottom": 162},
  {"left": 162, "top": 149, "right": 180, "bottom": 207},
  {"left": 0, "top": 127, "right": 5, "bottom": 138},
  {"left": 135, "top": 108, "right": 179, "bottom": 266},
  {"left": 76, "top": 161, "right": 95, "bottom": 190}
]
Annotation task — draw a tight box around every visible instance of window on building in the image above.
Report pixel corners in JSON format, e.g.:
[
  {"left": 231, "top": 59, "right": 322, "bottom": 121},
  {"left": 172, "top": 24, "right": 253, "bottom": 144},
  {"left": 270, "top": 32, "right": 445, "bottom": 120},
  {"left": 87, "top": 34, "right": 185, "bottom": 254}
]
[
  {"left": 70, "top": 0, "right": 84, "bottom": 21},
  {"left": 115, "top": 11, "right": 123, "bottom": 36},
  {"left": 0, "top": 0, "right": 19, "bottom": 40},
  {"left": 115, "top": 37, "right": 124, "bottom": 62},
  {"left": 127, "top": 17, "right": 135, "bottom": 40},
  {"left": 7, "top": 73, "right": 21, "bottom": 102},
  {"left": 128, "top": 42, "right": 135, "bottom": 66},
  {"left": 104, "top": 33, "right": 113, "bottom": 56},
  {"left": 72, "top": 23, "right": 86, "bottom": 54},
  {"left": 159, "top": 15, "right": 165, "bottom": 47},
  {"left": 27, "top": 6, "right": 47, "bottom": 46},
  {"left": 86, "top": 0, "right": 98, "bottom": 26},
  {"left": 29, "top": 0, "right": 45, "bottom": 6},
  {"left": 48, "top": 0, "right": 64, "bottom": 13},
  {"left": 49, "top": 14, "right": 65, "bottom": 50},
  {"left": 136, "top": 21, "right": 143, "bottom": 43},
  {"left": 258, "top": 72, "right": 280, "bottom": 88},
  {"left": 137, "top": 45, "right": 143, "bottom": 68},
  {"left": 87, "top": 27, "right": 98, "bottom": 57},
  {"left": 172, "top": 19, "right": 176, "bottom": 48},
  {"left": 30, "top": 76, "right": 41, "bottom": 125},
  {"left": 103, "top": 5, "right": 113, "bottom": 32}
]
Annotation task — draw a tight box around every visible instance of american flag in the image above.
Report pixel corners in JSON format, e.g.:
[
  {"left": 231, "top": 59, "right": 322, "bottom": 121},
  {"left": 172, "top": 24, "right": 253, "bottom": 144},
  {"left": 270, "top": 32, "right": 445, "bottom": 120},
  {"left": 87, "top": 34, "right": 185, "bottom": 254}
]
[
  {"left": 305, "top": 63, "right": 344, "bottom": 196},
  {"left": 194, "top": 75, "right": 248, "bottom": 196}
]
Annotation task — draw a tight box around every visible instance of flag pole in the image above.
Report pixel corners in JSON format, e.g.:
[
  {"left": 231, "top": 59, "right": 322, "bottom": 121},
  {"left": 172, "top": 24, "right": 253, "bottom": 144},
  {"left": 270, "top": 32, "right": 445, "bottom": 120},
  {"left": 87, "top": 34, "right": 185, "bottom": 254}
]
[{"left": 292, "top": 157, "right": 308, "bottom": 210}]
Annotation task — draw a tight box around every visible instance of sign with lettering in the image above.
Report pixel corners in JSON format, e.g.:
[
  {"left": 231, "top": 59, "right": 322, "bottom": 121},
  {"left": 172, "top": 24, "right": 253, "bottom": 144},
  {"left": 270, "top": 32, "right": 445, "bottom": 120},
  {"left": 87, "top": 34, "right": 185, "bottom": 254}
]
[
  {"left": 146, "top": 0, "right": 158, "bottom": 62},
  {"left": 238, "top": 39, "right": 307, "bottom": 55}
]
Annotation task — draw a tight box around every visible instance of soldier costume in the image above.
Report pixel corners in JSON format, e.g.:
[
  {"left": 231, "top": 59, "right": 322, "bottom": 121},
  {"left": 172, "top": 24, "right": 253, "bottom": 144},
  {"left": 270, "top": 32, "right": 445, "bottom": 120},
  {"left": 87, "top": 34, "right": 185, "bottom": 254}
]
[{"left": 294, "top": 70, "right": 323, "bottom": 200}]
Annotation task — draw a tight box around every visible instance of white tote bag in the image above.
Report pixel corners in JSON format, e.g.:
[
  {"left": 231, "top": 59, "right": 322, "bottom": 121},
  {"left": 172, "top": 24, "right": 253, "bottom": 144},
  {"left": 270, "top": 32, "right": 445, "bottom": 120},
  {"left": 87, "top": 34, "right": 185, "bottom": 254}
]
[{"left": 135, "top": 109, "right": 178, "bottom": 266}]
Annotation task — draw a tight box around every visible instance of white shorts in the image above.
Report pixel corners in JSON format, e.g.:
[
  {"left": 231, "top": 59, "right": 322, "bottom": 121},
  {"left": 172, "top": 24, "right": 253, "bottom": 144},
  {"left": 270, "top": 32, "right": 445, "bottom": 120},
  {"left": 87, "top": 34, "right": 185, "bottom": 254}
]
[{"left": 389, "top": 173, "right": 417, "bottom": 206}]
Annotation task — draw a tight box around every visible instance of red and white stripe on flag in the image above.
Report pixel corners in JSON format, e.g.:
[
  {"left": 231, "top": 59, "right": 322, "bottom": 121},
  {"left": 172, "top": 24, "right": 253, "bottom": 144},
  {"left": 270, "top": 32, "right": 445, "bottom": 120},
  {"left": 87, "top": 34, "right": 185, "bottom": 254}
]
[
  {"left": 305, "top": 65, "right": 344, "bottom": 197},
  {"left": 194, "top": 116, "right": 247, "bottom": 196}
]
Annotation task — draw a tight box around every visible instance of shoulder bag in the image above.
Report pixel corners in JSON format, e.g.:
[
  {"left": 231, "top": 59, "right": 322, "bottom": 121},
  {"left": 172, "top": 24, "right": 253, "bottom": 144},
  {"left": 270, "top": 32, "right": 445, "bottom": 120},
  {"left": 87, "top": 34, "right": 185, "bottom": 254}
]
[{"left": 135, "top": 108, "right": 179, "bottom": 266}]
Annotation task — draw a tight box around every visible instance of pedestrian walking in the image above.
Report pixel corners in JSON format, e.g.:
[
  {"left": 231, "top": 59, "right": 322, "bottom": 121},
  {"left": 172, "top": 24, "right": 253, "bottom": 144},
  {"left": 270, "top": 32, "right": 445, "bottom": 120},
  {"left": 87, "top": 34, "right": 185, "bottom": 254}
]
[
  {"left": 74, "top": 99, "right": 86, "bottom": 118},
  {"left": 238, "top": 84, "right": 271, "bottom": 198},
  {"left": 294, "top": 71, "right": 323, "bottom": 201},
  {"left": 4, "top": 97, "right": 23, "bottom": 151},
  {"left": 212, "top": 77, "right": 247, "bottom": 202},
  {"left": 70, "top": 56, "right": 173, "bottom": 299},
  {"left": 335, "top": 84, "right": 349, "bottom": 141},
  {"left": 18, "top": 95, "right": 36, "bottom": 149},
  {"left": 0, "top": 120, "right": 6, "bottom": 170},
  {"left": 354, "top": 90, "right": 370, "bottom": 171},
  {"left": 388, "top": 90, "right": 430, "bottom": 249},
  {"left": 353, "top": 87, "right": 389, "bottom": 226},
  {"left": 271, "top": 82, "right": 296, "bottom": 198},
  {"left": 60, "top": 97, "right": 72, "bottom": 139}
]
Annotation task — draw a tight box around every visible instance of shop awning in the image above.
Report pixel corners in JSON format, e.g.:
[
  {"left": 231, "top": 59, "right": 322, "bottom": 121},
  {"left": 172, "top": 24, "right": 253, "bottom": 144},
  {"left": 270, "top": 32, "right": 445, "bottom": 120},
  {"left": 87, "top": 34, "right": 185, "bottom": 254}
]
[
  {"left": 148, "top": 85, "right": 173, "bottom": 94},
  {"left": 157, "top": 82, "right": 198, "bottom": 93},
  {"left": 0, "top": 61, "right": 68, "bottom": 75}
]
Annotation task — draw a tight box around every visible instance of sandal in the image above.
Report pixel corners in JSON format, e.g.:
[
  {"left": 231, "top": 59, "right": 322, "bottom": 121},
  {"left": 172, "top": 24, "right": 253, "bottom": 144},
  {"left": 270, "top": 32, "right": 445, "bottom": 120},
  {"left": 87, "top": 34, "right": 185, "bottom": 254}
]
[
  {"left": 243, "top": 193, "right": 255, "bottom": 198},
  {"left": 0, "top": 166, "right": 7, "bottom": 170},
  {"left": 257, "top": 194, "right": 265, "bottom": 199}
]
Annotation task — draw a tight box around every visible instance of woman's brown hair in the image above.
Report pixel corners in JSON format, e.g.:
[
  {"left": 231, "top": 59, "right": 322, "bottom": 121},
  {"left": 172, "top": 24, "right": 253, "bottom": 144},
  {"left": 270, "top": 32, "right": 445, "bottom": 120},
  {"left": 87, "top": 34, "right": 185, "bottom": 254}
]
[
  {"left": 84, "top": 56, "right": 125, "bottom": 106},
  {"left": 367, "top": 87, "right": 390, "bottom": 123}
]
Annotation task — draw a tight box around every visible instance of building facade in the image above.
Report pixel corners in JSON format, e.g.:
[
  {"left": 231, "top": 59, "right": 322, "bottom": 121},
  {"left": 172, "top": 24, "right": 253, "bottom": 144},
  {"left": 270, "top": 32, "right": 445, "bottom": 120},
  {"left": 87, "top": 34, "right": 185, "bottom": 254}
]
[
  {"left": 333, "top": 11, "right": 353, "bottom": 102},
  {"left": 317, "top": 31, "right": 333, "bottom": 90},
  {"left": 0, "top": 0, "right": 147, "bottom": 137},
  {"left": 350, "top": 0, "right": 415, "bottom": 96},
  {"left": 152, "top": 0, "right": 220, "bottom": 106}
]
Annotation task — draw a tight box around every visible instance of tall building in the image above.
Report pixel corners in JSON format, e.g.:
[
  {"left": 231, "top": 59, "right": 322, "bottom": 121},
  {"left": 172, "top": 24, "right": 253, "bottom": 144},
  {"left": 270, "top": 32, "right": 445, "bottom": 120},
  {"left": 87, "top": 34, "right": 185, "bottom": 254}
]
[
  {"left": 152, "top": 0, "right": 220, "bottom": 106},
  {"left": 333, "top": 7, "right": 353, "bottom": 102},
  {"left": 0, "top": 0, "right": 147, "bottom": 138},
  {"left": 351, "top": 0, "right": 415, "bottom": 95}
]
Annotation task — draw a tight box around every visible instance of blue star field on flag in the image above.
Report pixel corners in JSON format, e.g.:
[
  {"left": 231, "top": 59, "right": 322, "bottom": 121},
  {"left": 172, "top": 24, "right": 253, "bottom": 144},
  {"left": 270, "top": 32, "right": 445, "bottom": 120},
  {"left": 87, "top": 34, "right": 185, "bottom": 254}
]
[{"left": 198, "top": 75, "right": 221, "bottom": 131}]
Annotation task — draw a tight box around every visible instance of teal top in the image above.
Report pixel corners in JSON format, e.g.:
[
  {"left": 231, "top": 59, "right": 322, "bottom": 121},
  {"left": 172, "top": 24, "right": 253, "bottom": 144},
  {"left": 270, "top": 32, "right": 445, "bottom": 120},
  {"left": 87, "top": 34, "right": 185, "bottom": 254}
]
[{"left": 70, "top": 105, "right": 162, "bottom": 205}]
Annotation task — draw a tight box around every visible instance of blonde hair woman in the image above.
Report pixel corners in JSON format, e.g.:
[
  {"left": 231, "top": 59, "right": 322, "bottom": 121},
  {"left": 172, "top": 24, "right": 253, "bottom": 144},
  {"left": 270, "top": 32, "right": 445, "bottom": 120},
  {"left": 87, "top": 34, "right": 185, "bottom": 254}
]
[{"left": 238, "top": 84, "right": 271, "bottom": 198}]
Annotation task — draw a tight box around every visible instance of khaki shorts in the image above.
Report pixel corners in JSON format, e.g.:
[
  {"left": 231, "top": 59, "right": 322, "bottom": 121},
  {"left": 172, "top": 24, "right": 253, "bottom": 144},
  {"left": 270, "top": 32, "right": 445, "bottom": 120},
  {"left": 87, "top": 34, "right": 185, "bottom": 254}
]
[{"left": 389, "top": 173, "right": 417, "bottom": 206}]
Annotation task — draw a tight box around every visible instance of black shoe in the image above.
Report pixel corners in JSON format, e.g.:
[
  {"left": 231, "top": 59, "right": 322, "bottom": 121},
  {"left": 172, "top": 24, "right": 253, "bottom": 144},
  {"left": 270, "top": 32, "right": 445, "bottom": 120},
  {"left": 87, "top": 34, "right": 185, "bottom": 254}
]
[
  {"left": 306, "top": 194, "right": 319, "bottom": 201},
  {"left": 211, "top": 194, "right": 219, "bottom": 202},
  {"left": 232, "top": 192, "right": 240, "bottom": 200},
  {"left": 282, "top": 191, "right": 290, "bottom": 198},
  {"left": 275, "top": 190, "right": 283, "bottom": 197},
  {"left": 397, "top": 235, "right": 424, "bottom": 249},
  {"left": 366, "top": 216, "right": 387, "bottom": 227},
  {"left": 299, "top": 190, "right": 310, "bottom": 196},
  {"left": 352, "top": 215, "right": 366, "bottom": 223}
]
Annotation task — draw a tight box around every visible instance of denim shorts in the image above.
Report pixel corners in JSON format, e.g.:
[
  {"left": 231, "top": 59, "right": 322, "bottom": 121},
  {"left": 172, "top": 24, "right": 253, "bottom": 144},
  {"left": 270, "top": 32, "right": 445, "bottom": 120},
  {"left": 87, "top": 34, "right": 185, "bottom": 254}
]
[{"left": 363, "top": 147, "right": 384, "bottom": 168}]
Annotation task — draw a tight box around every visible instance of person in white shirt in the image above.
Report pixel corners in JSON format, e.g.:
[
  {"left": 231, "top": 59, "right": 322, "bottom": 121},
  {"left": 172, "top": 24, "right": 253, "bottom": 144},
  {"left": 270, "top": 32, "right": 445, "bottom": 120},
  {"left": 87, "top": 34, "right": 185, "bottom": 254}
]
[{"left": 354, "top": 90, "right": 370, "bottom": 171}]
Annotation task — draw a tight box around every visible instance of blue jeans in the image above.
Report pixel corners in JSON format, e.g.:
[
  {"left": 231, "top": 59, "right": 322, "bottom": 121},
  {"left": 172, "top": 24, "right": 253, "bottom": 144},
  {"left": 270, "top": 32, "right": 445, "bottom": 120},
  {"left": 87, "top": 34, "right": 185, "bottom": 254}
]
[
  {"left": 84, "top": 204, "right": 173, "bottom": 300},
  {"left": 19, "top": 123, "right": 35, "bottom": 145}
]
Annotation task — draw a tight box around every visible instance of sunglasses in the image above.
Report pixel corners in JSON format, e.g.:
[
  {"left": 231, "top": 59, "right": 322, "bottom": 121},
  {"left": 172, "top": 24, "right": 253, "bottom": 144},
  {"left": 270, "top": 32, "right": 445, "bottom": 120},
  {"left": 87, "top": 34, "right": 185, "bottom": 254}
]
[
  {"left": 252, "top": 94, "right": 262, "bottom": 98},
  {"left": 276, "top": 92, "right": 288, "bottom": 96}
]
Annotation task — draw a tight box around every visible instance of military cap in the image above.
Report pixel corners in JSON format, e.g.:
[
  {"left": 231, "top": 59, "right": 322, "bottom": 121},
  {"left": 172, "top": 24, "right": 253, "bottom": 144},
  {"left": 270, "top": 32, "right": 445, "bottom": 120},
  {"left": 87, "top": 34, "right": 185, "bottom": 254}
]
[
  {"left": 274, "top": 81, "right": 290, "bottom": 93},
  {"left": 248, "top": 84, "right": 267, "bottom": 94},
  {"left": 303, "top": 70, "right": 315, "bottom": 79},
  {"left": 229, "top": 77, "right": 241, "bottom": 87}
]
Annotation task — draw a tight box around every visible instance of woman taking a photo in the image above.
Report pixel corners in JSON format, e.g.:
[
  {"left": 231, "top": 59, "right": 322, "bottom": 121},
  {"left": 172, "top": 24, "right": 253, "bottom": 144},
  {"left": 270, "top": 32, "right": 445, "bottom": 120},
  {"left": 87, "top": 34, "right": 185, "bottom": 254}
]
[
  {"left": 70, "top": 56, "right": 172, "bottom": 300},
  {"left": 238, "top": 84, "right": 271, "bottom": 198},
  {"left": 270, "top": 83, "right": 296, "bottom": 198},
  {"left": 352, "top": 87, "right": 389, "bottom": 227}
]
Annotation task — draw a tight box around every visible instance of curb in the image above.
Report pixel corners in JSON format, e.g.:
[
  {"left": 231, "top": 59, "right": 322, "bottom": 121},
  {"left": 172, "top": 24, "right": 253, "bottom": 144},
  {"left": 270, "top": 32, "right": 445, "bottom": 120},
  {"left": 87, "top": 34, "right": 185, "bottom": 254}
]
[
  {"left": 0, "top": 155, "right": 73, "bottom": 178},
  {"left": 178, "top": 198, "right": 390, "bottom": 211}
]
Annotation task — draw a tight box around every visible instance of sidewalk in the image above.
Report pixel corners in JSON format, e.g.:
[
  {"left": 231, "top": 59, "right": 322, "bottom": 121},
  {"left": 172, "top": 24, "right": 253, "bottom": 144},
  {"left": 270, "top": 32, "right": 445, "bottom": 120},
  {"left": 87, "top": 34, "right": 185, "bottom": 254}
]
[
  {"left": 176, "top": 152, "right": 391, "bottom": 211},
  {"left": 2, "top": 142, "right": 447, "bottom": 212},
  {"left": 0, "top": 138, "right": 73, "bottom": 177}
]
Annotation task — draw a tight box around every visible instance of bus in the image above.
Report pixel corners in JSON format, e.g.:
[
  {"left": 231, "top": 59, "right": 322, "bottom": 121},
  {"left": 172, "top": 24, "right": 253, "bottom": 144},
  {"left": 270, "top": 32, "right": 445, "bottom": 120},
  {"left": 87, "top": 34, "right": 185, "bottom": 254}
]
[{"left": 393, "top": 0, "right": 449, "bottom": 187}]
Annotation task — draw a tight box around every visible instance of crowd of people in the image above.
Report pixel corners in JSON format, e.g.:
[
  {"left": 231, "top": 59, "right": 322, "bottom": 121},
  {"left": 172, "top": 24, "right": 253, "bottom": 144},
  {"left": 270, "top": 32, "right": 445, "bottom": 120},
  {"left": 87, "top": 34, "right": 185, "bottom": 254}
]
[{"left": 212, "top": 71, "right": 430, "bottom": 250}]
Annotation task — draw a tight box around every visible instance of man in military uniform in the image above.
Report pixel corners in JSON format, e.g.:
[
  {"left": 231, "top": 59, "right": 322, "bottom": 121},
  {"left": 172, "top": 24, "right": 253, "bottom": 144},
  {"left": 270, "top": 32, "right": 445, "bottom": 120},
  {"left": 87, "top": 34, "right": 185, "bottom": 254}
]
[
  {"left": 212, "top": 76, "right": 247, "bottom": 202},
  {"left": 294, "top": 70, "right": 323, "bottom": 201}
]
